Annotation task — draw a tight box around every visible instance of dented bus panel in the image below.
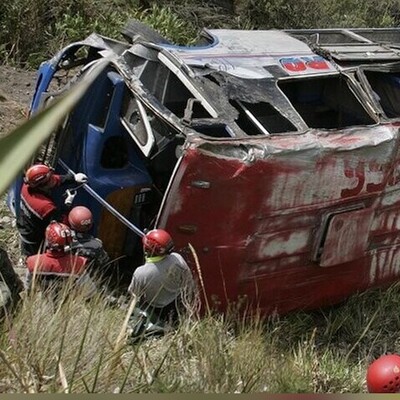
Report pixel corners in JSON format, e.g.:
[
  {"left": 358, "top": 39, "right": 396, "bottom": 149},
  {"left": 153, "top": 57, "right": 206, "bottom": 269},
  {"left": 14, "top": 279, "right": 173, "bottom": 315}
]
[{"left": 9, "top": 25, "right": 400, "bottom": 314}]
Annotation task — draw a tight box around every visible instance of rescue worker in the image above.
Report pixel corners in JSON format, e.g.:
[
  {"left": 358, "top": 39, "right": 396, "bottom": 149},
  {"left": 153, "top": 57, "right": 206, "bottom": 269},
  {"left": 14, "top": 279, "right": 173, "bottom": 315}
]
[
  {"left": 128, "top": 229, "right": 194, "bottom": 325},
  {"left": 68, "top": 206, "right": 111, "bottom": 278},
  {"left": 25, "top": 222, "right": 96, "bottom": 297},
  {"left": 17, "top": 163, "right": 88, "bottom": 257}
]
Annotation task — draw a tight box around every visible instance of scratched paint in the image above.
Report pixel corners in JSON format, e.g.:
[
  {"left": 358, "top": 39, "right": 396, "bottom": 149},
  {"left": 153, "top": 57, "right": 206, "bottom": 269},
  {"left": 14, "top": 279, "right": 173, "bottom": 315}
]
[
  {"left": 372, "top": 209, "right": 400, "bottom": 232},
  {"left": 370, "top": 246, "right": 400, "bottom": 283},
  {"left": 381, "top": 188, "right": 400, "bottom": 207}
]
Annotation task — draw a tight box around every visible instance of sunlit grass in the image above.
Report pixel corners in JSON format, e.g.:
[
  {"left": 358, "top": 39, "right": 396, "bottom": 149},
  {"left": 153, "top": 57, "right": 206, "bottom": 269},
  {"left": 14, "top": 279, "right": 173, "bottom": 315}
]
[
  {"left": 0, "top": 195, "right": 19, "bottom": 266},
  {"left": 0, "top": 276, "right": 399, "bottom": 392},
  {"left": 1, "top": 190, "right": 399, "bottom": 393}
]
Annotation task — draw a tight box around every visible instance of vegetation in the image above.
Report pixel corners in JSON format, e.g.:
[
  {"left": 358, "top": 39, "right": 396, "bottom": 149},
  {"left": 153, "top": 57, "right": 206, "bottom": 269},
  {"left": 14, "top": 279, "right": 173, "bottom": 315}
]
[
  {"left": 0, "top": 222, "right": 395, "bottom": 396},
  {"left": 1, "top": 252, "right": 400, "bottom": 393},
  {"left": 2, "top": 0, "right": 400, "bottom": 393},
  {"left": 0, "top": 193, "right": 399, "bottom": 393},
  {"left": 2, "top": 0, "right": 400, "bottom": 68}
]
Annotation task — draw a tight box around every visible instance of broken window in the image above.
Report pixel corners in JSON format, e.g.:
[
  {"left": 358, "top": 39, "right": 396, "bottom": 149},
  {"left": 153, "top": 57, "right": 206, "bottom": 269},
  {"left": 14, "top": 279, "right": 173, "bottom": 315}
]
[
  {"left": 191, "top": 123, "right": 234, "bottom": 138},
  {"left": 230, "top": 99, "right": 296, "bottom": 135},
  {"left": 364, "top": 71, "right": 400, "bottom": 118},
  {"left": 138, "top": 60, "right": 211, "bottom": 118},
  {"left": 202, "top": 73, "right": 302, "bottom": 136},
  {"left": 278, "top": 75, "right": 374, "bottom": 129},
  {"left": 121, "top": 90, "right": 148, "bottom": 146},
  {"left": 144, "top": 106, "right": 184, "bottom": 193}
]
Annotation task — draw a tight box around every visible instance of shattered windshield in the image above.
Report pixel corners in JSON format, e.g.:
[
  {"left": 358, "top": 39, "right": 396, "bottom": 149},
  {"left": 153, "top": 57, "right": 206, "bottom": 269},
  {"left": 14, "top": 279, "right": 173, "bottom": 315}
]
[
  {"left": 198, "top": 71, "right": 374, "bottom": 135},
  {"left": 278, "top": 74, "right": 375, "bottom": 129},
  {"left": 133, "top": 52, "right": 377, "bottom": 138}
]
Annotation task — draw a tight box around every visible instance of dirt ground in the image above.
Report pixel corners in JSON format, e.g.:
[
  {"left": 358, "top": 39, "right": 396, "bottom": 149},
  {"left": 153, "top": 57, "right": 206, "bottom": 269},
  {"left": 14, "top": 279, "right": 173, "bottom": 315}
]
[
  {"left": 0, "top": 65, "right": 37, "bottom": 137},
  {"left": 0, "top": 66, "right": 38, "bottom": 266}
]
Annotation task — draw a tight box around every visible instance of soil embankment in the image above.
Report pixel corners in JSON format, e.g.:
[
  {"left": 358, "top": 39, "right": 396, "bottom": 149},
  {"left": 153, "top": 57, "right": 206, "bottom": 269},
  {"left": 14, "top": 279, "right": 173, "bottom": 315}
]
[{"left": 0, "top": 66, "right": 36, "bottom": 137}]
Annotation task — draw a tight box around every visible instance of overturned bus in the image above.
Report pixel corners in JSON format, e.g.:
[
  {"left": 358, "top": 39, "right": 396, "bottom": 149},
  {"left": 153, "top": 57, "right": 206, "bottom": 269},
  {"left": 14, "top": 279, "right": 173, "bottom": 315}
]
[{"left": 8, "top": 24, "right": 400, "bottom": 315}]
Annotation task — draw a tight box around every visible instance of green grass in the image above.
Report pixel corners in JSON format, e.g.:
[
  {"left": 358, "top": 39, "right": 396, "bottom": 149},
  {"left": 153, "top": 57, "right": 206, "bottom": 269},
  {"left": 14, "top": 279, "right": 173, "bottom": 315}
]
[
  {"left": 2, "top": 0, "right": 400, "bottom": 68},
  {"left": 0, "top": 196, "right": 20, "bottom": 266},
  {"left": 1, "top": 268, "right": 400, "bottom": 392}
]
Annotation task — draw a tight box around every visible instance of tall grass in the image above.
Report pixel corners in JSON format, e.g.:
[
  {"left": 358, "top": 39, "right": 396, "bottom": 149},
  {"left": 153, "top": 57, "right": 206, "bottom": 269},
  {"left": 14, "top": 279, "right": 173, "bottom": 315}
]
[
  {"left": 0, "top": 190, "right": 397, "bottom": 393},
  {"left": 0, "top": 1, "right": 197, "bottom": 68},
  {"left": 1, "top": 286, "right": 124, "bottom": 392},
  {"left": 1, "top": 276, "right": 400, "bottom": 392}
]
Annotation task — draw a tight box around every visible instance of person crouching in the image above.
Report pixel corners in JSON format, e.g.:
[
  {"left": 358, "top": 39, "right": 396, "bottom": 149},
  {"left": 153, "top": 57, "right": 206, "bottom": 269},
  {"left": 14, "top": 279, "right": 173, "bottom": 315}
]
[
  {"left": 128, "top": 229, "right": 194, "bottom": 325},
  {"left": 25, "top": 221, "right": 96, "bottom": 298},
  {"left": 67, "top": 206, "right": 110, "bottom": 275}
]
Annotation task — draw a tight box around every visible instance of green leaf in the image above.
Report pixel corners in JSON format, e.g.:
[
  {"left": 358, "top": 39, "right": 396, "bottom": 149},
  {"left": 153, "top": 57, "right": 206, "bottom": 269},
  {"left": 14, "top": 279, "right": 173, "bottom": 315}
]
[{"left": 0, "top": 58, "right": 110, "bottom": 195}]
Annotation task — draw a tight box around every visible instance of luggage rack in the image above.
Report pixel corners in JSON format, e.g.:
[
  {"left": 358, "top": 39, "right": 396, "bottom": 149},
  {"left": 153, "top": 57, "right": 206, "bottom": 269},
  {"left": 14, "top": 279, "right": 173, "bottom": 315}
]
[{"left": 286, "top": 28, "right": 400, "bottom": 61}]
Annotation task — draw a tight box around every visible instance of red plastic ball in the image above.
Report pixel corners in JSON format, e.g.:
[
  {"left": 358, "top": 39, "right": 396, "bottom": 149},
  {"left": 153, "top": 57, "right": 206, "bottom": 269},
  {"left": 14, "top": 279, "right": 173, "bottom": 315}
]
[{"left": 367, "top": 354, "right": 400, "bottom": 393}]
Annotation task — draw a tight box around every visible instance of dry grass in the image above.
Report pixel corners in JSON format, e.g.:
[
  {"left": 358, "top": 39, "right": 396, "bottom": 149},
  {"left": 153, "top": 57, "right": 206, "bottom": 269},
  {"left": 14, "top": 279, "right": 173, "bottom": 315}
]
[
  {"left": 1, "top": 278, "right": 400, "bottom": 392},
  {"left": 0, "top": 195, "right": 20, "bottom": 267},
  {"left": 2, "top": 194, "right": 400, "bottom": 393}
]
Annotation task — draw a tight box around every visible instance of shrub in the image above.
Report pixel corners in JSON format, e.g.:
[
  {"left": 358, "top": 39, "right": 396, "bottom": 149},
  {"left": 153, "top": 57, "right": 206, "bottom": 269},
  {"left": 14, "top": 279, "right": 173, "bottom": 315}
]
[{"left": 3, "top": 0, "right": 400, "bottom": 68}]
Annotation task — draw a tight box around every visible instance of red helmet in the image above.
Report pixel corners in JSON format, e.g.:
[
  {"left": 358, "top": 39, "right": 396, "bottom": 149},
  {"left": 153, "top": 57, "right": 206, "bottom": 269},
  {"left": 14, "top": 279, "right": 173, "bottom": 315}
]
[
  {"left": 45, "top": 222, "right": 73, "bottom": 251},
  {"left": 142, "top": 229, "right": 174, "bottom": 256},
  {"left": 68, "top": 206, "right": 93, "bottom": 232},
  {"left": 367, "top": 354, "right": 400, "bottom": 393},
  {"left": 24, "top": 164, "right": 55, "bottom": 188}
]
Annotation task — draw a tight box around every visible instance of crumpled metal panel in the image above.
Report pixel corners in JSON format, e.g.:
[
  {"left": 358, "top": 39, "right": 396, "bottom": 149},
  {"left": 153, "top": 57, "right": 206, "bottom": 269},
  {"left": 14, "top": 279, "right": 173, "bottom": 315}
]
[{"left": 158, "top": 124, "right": 400, "bottom": 314}]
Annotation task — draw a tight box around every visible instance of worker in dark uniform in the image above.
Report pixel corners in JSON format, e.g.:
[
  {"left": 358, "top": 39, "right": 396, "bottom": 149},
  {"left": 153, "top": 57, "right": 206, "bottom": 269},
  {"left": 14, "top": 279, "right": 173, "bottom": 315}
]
[
  {"left": 68, "top": 206, "right": 111, "bottom": 280},
  {"left": 17, "top": 163, "right": 88, "bottom": 257}
]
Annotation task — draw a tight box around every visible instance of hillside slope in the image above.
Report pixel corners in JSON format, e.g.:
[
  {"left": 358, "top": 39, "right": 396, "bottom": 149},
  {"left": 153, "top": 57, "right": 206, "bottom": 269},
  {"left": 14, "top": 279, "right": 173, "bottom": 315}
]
[{"left": 0, "top": 66, "right": 36, "bottom": 138}]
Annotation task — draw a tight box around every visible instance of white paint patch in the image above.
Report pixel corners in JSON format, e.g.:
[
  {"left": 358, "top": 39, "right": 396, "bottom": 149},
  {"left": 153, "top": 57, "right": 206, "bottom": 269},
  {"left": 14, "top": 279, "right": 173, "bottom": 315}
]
[
  {"left": 266, "top": 156, "right": 389, "bottom": 211},
  {"left": 258, "top": 229, "right": 309, "bottom": 259}
]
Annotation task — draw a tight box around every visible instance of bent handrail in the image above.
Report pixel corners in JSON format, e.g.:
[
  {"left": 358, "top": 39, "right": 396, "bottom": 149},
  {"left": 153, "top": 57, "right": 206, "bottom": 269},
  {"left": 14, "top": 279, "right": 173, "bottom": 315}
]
[{"left": 58, "top": 159, "right": 145, "bottom": 238}]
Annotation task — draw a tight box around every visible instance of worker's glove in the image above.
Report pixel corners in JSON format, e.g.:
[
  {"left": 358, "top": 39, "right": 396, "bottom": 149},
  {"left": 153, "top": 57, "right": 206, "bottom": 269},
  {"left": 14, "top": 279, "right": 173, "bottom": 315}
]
[
  {"left": 74, "top": 173, "right": 88, "bottom": 184},
  {"left": 62, "top": 171, "right": 75, "bottom": 184},
  {"left": 65, "top": 189, "right": 77, "bottom": 206}
]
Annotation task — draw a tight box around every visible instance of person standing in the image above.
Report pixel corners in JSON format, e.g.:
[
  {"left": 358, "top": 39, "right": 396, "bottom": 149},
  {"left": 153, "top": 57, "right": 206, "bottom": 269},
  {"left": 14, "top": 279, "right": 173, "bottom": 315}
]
[{"left": 17, "top": 163, "right": 87, "bottom": 256}]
